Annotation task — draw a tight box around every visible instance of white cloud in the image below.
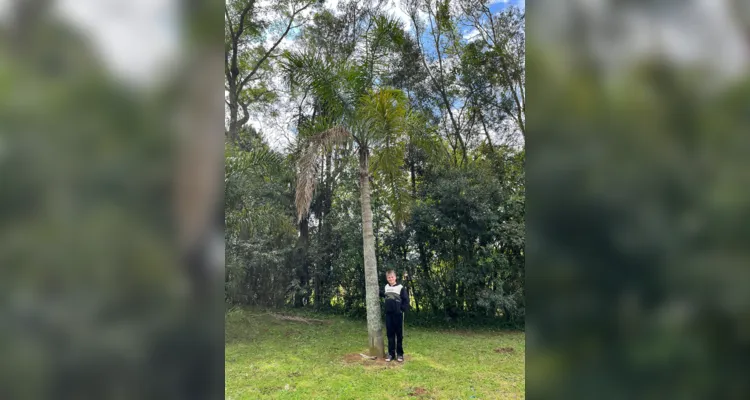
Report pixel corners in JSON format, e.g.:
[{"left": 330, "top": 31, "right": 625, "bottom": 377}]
[
  {"left": 463, "top": 28, "right": 481, "bottom": 41},
  {"left": 386, "top": 0, "right": 431, "bottom": 34},
  {"left": 388, "top": 2, "right": 413, "bottom": 32},
  {"left": 324, "top": 0, "right": 342, "bottom": 12}
]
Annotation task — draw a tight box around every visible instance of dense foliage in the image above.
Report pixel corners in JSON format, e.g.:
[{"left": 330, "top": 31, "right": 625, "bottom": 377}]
[{"left": 225, "top": 0, "right": 525, "bottom": 327}]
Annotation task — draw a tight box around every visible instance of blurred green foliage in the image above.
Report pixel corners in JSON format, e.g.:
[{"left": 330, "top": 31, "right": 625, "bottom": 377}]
[
  {"left": 0, "top": 1, "right": 223, "bottom": 398},
  {"left": 526, "top": 1, "right": 750, "bottom": 395}
]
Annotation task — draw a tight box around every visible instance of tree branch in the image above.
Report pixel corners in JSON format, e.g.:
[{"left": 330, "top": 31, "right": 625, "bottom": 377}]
[
  {"left": 239, "top": 0, "right": 315, "bottom": 91},
  {"left": 227, "top": 1, "right": 255, "bottom": 95},
  {"left": 425, "top": 1, "right": 466, "bottom": 164},
  {"left": 238, "top": 100, "right": 251, "bottom": 127},
  {"left": 225, "top": 7, "right": 234, "bottom": 38},
  {"left": 235, "top": 1, "right": 255, "bottom": 41}
]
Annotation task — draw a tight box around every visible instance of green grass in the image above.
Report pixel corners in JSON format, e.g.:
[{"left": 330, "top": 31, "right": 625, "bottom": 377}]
[{"left": 226, "top": 307, "right": 525, "bottom": 399}]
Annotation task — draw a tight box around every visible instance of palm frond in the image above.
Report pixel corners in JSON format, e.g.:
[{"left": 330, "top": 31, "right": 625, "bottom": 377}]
[
  {"left": 357, "top": 88, "right": 409, "bottom": 145},
  {"left": 372, "top": 13, "right": 406, "bottom": 49},
  {"left": 295, "top": 142, "right": 319, "bottom": 223},
  {"left": 283, "top": 49, "right": 351, "bottom": 120},
  {"left": 315, "top": 125, "right": 351, "bottom": 149},
  {"left": 371, "top": 140, "right": 410, "bottom": 226},
  {"left": 295, "top": 125, "right": 351, "bottom": 222}
]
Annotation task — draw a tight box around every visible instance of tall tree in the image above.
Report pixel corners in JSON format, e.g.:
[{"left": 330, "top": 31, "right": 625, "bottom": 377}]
[
  {"left": 287, "top": 24, "right": 415, "bottom": 353},
  {"left": 225, "top": 0, "right": 318, "bottom": 142},
  {"left": 407, "top": 0, "right": 472, "bottom": 164},
  {"left": 458, "top": 1, "right": 525, "bottom": 140}
]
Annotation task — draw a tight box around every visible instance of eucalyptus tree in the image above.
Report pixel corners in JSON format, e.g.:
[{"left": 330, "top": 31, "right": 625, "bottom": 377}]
[
  {"left": 225, "top": 0, "right": 319, "bottom": 142},
  {"left": 405, "top": 0, "right": 472, "bottom": 164},
  {"left": 458, "top": 1, "right": 525, "bottom": 141}
]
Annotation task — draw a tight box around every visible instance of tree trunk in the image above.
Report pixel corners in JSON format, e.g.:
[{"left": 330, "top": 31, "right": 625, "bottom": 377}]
[
  {"left": 405, "top": 256, "right": 420, "bottom": 314},
  {"left": 359, "top": 148, "right": 384, "bottom": 357},
  {"left": 417, "top": 242, "right": 438, "bottom": 313},
  {"left": 316, "top": 151, "right": 334, "bottom": 310},
  {"left": 227, "top": 87, "right": 239, "bottom": 142},
  {"left": 412, "top": 284, "right": 420, "bottom": 313},
  {"left": 295, "top": 216, "right": 310, "bottom": 307},
  {"left": 458, "top": 282, "right": 465, "bottom": 312},
  {"left": 479, "top": 112, "right": 495, "bottom": 154}
]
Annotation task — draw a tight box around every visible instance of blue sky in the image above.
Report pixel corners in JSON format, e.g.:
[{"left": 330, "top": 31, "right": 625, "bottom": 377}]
[
  {"left": 460, "top": 0, "right": 525, "bottom": 37},
  {"left": 375, "top": 0, "right": 524, "bottom": 59},
  {"left": 489, "top": 0, "right": 525, "bottom": 13},
  {"left": 318, "top": 0, "right": 524, "bottom": 36},
  {"left": 416, "top": 0, "right": 524, "bottom": 65}
]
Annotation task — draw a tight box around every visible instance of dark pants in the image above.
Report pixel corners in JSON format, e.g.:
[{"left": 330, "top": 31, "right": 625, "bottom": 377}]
[{"left": 385, "top": 312, "right": 404, "bottom": 357}]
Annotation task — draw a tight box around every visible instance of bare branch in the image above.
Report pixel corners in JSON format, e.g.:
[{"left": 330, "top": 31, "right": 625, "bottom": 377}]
[
  {"left": 239, "top": 0, "right": 316, "bottom": 91},
  {"left": 238, "top": 101, "right": 251, "bottom": 127},
  {"left": 235, "top": 1, "right": 255, "bottom": 41},
  {"left": 225, "top": 7, "right": 234, "bottom": 37},
  {"left": 227, "top": 0, "right": 254, "bottom": 98},
  {"left": 416, "top": 0, "right": 466, "bottom": 164}
]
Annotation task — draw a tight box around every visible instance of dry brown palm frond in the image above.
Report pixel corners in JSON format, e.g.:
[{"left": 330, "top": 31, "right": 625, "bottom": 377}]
[
  {"left": 295, "top": 125, "right": 351, "bottom": 222},
  {"left": 295, "top": 142, "right": 319, "bottom": 222},
  {"left": 315, "top": 125, "right": 350, "bottom": 150}
]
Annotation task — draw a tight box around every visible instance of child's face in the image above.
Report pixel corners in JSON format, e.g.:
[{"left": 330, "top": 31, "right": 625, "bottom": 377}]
[{"left": 386, "top": 273, "right": 396, "bottom": 285}]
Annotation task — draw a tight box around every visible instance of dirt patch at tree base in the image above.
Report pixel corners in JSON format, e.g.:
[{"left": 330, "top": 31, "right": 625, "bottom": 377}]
[{"left": 408, "top": 387, "right": 429, "bottom": 397}]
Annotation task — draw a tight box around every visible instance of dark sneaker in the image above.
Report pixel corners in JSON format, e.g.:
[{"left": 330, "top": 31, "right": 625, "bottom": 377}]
[
  {"left": 385, "top": 354, "right": 393, "bottom": 362},
  {"left": 397, "top": 355, "right": 404, "bottom": 362}
]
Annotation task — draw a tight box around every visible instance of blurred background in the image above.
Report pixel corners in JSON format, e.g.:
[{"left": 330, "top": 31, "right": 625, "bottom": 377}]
[
  {"left": 527, "top": 0, "right": 750, "bottom": 398},
  {"left": 3, "top": 0, "right": 750, "bottom": 397},
  {"left": 0, "top": 0, "right": 224, "bottom": 398}
]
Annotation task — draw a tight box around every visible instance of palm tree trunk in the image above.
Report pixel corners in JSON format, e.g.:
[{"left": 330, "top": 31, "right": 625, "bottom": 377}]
[{"left": 359, "top": 147, "right": 384, "bottom": 357}]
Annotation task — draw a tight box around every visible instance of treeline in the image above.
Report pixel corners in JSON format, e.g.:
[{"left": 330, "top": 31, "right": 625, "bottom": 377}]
[{"left": 225, "top": 0, "right": 525, "bottom": 326}]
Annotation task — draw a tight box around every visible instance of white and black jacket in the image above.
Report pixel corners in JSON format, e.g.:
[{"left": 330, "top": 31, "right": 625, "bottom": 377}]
[{"left": 380, "top": 283, "right": 409, "bottom": 315}]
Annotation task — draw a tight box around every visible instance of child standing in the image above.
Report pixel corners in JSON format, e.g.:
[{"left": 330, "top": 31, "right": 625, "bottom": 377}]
[{"left": 382, "top": 269, "right": 409, "bottom": 362}]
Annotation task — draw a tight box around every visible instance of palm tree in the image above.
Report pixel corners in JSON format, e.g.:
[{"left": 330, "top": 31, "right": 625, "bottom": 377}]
[{"left": 287, "top": 46, "right": 413, "bottom": 356}]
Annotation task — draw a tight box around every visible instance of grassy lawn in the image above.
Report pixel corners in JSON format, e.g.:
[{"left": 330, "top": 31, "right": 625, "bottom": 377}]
[{"left": 226, "top": 308, "right": 525, "bottom": 399}]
